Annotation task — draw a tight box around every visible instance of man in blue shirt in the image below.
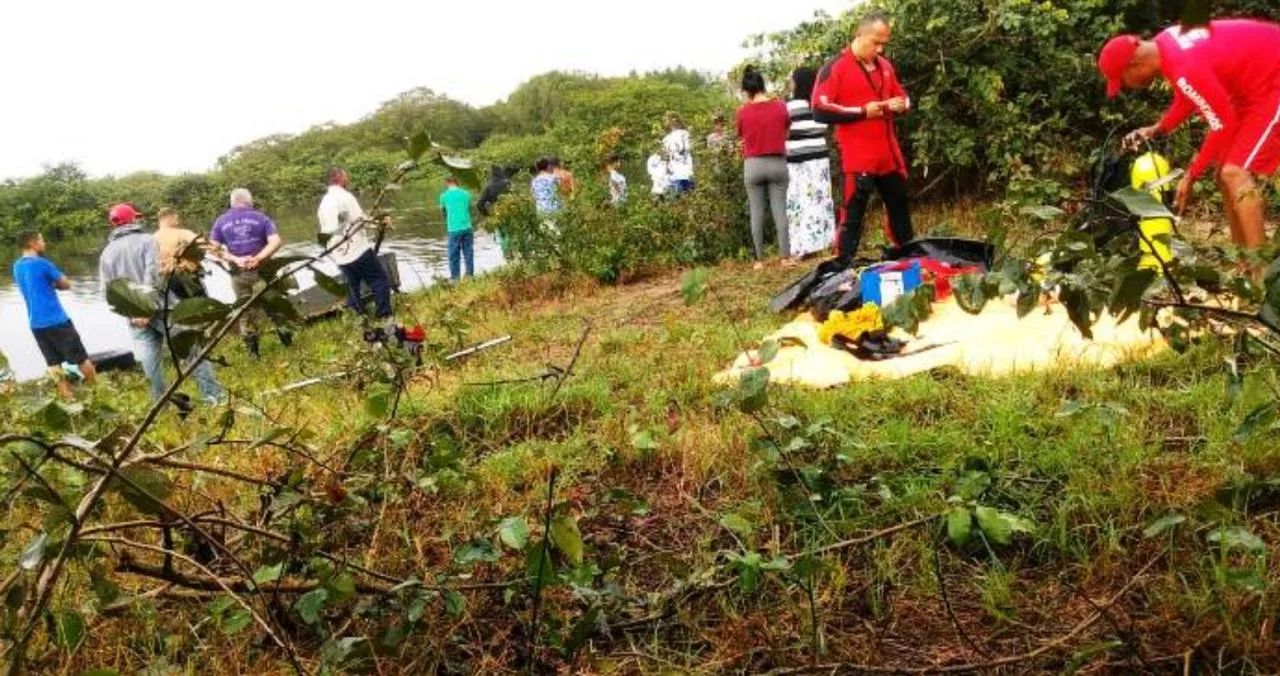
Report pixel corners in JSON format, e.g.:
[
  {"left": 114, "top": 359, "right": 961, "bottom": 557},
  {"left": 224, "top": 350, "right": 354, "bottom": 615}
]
[
  {"left": 12, "top": 230, "right": 97, "bottom": 398},
  {"left": 438, "top": 177, "right": 476, "bottom": 281}
]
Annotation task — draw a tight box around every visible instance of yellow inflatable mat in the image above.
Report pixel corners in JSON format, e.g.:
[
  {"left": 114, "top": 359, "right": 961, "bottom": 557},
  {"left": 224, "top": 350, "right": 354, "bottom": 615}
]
[{"left": 715, "top": 296, "right": 1166, "bottom": 388}]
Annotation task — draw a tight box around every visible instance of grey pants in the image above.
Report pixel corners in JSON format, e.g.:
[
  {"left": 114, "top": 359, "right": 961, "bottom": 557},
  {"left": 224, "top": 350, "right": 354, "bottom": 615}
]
[{"left": 744, "top": 156, "right": 791, "bottom": 259}]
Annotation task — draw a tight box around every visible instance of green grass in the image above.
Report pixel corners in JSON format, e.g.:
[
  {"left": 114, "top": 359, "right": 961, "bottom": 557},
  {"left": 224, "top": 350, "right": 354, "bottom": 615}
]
[{"left": 3, "top": 255, "right": 1279, "bottom": 674}]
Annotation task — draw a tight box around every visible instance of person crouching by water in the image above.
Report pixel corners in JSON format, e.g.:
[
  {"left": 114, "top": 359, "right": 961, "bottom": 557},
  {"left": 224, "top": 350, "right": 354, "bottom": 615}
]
[
  {"left": 99, "top": 203, "right": 224, "bottom": 407},
  {"left": 210, "top": 189, "right": 292, "bottom": 358},
  {"left": 438, "top": 176, "right": 476, "bottom": 281},
  {"left": 736, "top": 65, "right": 793, "bottom": 262},
  {"left": 13, "top": 230, "right": 98, "bottom": 399},
  {"left": 317, "top": 166, "right": 394, "bottom": 321}
]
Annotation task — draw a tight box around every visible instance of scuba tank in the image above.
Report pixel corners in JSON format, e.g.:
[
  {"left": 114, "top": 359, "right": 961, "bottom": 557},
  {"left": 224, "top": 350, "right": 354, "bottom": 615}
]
[{"left": 1129, "top": 151, "right": 1176, "bottom": 271}]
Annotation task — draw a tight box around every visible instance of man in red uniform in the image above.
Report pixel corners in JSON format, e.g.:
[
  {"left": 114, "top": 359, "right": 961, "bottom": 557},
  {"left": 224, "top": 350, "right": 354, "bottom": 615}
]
[
  {"left": 1099, "top": 19, "right": 1280, "bottom": 253},
  {"left": 812, "top": 10, "right": 915, "bottom": 262}
]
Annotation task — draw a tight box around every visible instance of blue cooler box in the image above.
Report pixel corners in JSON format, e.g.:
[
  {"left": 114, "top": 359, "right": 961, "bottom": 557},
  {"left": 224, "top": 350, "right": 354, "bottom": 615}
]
[{"left": 861, "top": 261, "right": 923, "bottom": 307}]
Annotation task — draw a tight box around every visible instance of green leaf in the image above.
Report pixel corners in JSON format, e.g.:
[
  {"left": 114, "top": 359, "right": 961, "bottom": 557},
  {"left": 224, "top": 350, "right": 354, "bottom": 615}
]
[
  {"left": 255, "top": 255, "right": 309, "bottom": 281},
  {"left": 497, "top": 516, "right": 529, "bottom": 551},
  {"left": 975, "top": 506, "right": 1013, "bottom": 546},
  {"left": 525, "top": 542, "right": 556, "bottom": 588},
  {"left": 737, "top": 367, "right": 770, "bottom": 414},
  {"left": 953, "top": 274, "right": 988, "bottom": 315},
  {"left": 952, "top": 470, "right": 991, "bottom": 500},
  {"left": 313, "top": 271, "right": 349, "bottom": 299},
  {"left": 758, "top": 339, "right": 780, "bottom": 365},
  {"left": 364, "top": 383, "right": 393, "bottom": 418},
  {"left": 56, "top": 610, "right": 86, "bottom": 650},
  {"left": 406, "top": 592, "right": 429, "bottom": 624},
  {"left": 431, "top": 154, "right": 482, "bottom": 191},
  {"left": 83, "top": 670, "right": 121, "bottom": 676},
  {"left": 105, "top": 279, "right": 157, "bottom": 318},
  {"left": 947, "top": 508, "right": 973, "bottom": 547},
  {"left": 208, "top": 595, "right": 236, "bottom": 616},
  {"left": 221, "top": 608, "right": 253, "bottom": 635},
  {"left": 113, "top": 467, "right": 173, "bottom": 517},
  {"left": 253, "top": 563, "right": 284, "bottom": 585},
  {"left": 550, "top": 514, "right": 584, "bottom": 566},
  {"left": 443, "top": 590, "right": 465, "bottom": 617},
  {"left": 407, "top": 132, "right": 431, "bottom": 161},
  {"left": 453, "top": 539, "right": 501, "bottom": 565},
  {"left": 169, "top": 297, "right": 232, "bottom": 326},
  {"left": 681, "top": 268, "right": 710, "bottom": 305},
  {"left": 563, "top": 605, "right": 602, "bottom": 660},
  {"left": 324, "top": 572, "right": 357, "bottom": 603},
  {"left": 718, "top": 513, "right": 755, "bottom": 540},
  {"left": 1207, "top": 526, "right": 1266, "bottom": 555},
  {"left": 1234, "top": 401, "right": 1277, "bottom": 442},
  {"left": 730, "top": 552, "right": 764, "bottom": 593},
  {"left": 630, "top": 427, "right": 660, "bottom": 452},
  {"left": 32, "top": 399, "right": 72, "bottom": 432},
  {"left": 259, "top": 289, "right": 302, "bottom": 323},
  {"left": 1143, "top": 514, "right": 1187, "bottom": 539},
  {"left": 1108, "top": 268, "right": 1157, "bottom": 322},
  {"left": 1108, "top": 187, "right": 1175, "bottom": 220},
  {"left": 1016, "top": 286, "right": 1039, "bottom": 318},
  {"left": 792, "top": 554, "right": 826, "bottom": 582},
  {"left": 1060, "top": 286, "right": 1094, "bottom": 339},
  {"left": 20, "top": 532, "right": 48, "bottom": 570},
  {"left": 295, "top": 588, "right": 329, "bottom": 625},
  {"left": 1224, "top": 567, "right": 1267, "bottom": 593},
  {"left": 1019, "top": 205, "right": 1065, "bottom": 222},
  {"left": 89, "top": 565, "right": 121, "bottom": 605}
]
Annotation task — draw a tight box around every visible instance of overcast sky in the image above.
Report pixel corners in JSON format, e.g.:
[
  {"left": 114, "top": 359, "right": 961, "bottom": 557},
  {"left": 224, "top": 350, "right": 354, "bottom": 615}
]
[{"left": 1, "top": 0, "right": 851, "bottom": 181}]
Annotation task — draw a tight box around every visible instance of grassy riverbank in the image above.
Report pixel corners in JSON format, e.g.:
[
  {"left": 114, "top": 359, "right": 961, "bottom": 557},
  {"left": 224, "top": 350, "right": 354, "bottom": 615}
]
[{"left": 5, "top": 245, "right": 1274, "bottom": 674}]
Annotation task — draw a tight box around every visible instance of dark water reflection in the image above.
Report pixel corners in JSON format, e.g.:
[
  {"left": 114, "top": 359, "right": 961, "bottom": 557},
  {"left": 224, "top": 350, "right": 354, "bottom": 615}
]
[{"left": 0, "top": 215, "right": 503, "bottom": 381}]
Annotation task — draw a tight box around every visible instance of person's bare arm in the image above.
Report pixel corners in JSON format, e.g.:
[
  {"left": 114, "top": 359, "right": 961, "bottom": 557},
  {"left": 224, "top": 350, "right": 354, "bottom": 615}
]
[
  {"left": 245, "top": 233, "right": 283, "bottom": 270},
  {"left": 54, "top": 276, "right": 71, "bottom": 291}
]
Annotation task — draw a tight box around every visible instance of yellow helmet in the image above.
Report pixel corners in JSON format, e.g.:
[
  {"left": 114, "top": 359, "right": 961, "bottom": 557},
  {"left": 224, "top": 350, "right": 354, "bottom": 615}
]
[{"left": 1130, "top": 152, "right": 1173, "bottom": 194}]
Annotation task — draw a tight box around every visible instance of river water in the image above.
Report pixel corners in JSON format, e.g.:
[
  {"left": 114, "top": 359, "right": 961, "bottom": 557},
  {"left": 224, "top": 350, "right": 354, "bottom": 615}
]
[{"left": 0, "top": 215, "right": 503, "bottom": 381}]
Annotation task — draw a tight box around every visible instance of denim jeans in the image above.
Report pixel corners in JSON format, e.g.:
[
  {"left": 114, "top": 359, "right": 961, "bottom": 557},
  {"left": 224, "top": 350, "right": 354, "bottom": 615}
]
[
  {"left": 131, "top": 321, "right": 224, "bottom": 404},
  {"left": 447, "top": 231, "right": 475, "bottom": 281},
  {"left": 339, "top": 249, "right": 393, "bottom": 318}
]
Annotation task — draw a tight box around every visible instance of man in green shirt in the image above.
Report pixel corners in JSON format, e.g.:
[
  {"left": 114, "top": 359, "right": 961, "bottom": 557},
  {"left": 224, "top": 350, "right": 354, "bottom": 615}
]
[{"left": 438, "top": 177, "right": 475, "bottom": 281}]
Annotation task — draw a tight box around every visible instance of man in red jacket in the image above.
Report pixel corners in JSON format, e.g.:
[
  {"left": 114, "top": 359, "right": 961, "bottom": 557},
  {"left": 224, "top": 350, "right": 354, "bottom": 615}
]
[
  {"left": 812, "top": 10, "right": 915, "bottom": 262},
  {"left": 1099, "top": 19, "right": 1280, "bottom": 253}
]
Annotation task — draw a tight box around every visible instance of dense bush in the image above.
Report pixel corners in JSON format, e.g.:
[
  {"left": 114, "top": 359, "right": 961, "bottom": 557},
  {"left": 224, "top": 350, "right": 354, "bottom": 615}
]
[
  {"left": 491, "top": 151, "right": 750, "bottom": 283},
  {"left": 748, "top": 0, "right": 1280, "bottom": 204},
  {"left": 0, "top": 73, "right": 727, "bottom": 243}
]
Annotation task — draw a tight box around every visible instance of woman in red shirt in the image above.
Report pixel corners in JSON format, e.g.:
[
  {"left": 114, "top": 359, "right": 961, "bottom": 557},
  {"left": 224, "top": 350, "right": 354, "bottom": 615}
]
[{"left": 736, "top": 66, "right": 793, "bottom": 261}]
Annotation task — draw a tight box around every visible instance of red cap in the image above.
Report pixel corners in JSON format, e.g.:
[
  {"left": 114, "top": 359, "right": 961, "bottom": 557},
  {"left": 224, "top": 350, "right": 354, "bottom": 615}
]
[
  {"left": 108, "top": 203, "right": 141, "bottom": 227},
  {"left": 1098, "top": 35, "right": 1140, "bottom": 99}
]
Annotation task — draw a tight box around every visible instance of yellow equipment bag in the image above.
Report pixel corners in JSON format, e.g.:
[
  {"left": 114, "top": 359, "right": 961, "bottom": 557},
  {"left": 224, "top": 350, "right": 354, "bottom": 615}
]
[{"left": 1130, "top": 152, "right": 1175, "bottom": 270}]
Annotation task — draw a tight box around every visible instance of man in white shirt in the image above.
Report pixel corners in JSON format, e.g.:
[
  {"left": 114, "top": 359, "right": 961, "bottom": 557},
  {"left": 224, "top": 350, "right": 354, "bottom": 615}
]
[{"left": 317, "top": 166, "right": 393, "bottom": 318}]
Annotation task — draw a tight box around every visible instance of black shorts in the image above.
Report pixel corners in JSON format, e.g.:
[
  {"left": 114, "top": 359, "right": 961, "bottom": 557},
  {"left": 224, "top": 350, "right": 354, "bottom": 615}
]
[{"left": 32, "top": 322, "right": 89, "bottom": 368}]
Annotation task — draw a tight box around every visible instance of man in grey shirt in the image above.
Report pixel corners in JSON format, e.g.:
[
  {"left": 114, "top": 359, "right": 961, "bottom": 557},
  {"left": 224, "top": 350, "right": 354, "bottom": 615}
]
[{"left": 99, "top": 203, "right": 223, "bottom": 406}]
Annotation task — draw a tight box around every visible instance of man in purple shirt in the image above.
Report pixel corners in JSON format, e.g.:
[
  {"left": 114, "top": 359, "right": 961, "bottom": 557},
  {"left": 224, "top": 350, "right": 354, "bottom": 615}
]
[{"left": 211, "top": 188, "right": 291, "bottom": 358}]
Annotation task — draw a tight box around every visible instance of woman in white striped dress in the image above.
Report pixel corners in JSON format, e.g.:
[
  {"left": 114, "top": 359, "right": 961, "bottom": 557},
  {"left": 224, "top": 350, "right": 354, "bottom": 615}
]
[{"left": 785, "top": 67, "right": 838, "bottom": 258}]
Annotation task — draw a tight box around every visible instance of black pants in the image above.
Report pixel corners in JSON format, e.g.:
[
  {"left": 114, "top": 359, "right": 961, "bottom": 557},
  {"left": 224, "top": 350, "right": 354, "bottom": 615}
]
[
  {"left": 837, "top": 172, "right": 914, "bottom": 260},
  {"left": 339, "top": 249, "right": 393, "bottom": 319}
]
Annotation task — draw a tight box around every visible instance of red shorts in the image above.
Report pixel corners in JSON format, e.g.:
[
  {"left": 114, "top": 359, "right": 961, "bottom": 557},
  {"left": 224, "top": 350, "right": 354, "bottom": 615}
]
[{"left": 1225, "top": 91, "right": 1280, "bottom": 176}]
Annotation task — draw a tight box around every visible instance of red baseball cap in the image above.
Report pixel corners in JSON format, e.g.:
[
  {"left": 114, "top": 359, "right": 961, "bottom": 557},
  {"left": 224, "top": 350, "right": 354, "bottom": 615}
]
[
  {"left": 1098, "top": 35, "right": 1140, "bottom": 99},
  {"left": 108, "top": 203, "right": 141, "bottom": 226}
]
